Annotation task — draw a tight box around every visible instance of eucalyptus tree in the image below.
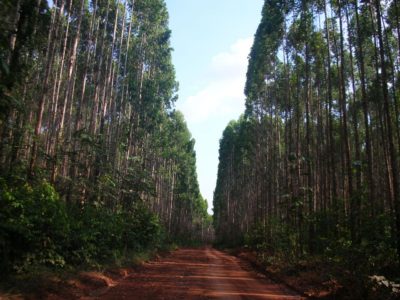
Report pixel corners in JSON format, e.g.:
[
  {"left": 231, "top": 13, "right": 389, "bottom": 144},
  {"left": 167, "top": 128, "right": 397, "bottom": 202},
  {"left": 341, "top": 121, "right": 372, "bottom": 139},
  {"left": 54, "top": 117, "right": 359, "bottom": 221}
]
[
  {"left": 0, "top": 0, "right": 210, "bottom": 249},
  {"left": 214, "top": 0, "right": 400, "bottom": 267}
]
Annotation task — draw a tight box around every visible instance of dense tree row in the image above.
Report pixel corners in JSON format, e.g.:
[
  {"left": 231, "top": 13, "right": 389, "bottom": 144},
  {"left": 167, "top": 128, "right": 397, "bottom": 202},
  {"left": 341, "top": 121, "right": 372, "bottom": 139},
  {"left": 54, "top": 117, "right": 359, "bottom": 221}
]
[
  {"left": 214, "top": 0, "right": 400, "bottom": 272},
  {"left": 0, "top": 0, "right": 211, "bottom": 271}
]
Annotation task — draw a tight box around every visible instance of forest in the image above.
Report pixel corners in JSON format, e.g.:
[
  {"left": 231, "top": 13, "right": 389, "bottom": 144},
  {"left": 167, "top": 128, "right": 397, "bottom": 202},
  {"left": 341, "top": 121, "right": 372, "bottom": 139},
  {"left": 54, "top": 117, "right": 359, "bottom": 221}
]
[
  {"left": 0, "top": 0, "right": 212, "bottom": 275},
  {"left": 2, "top": 0, "right": 400, "bottom": 298},
  {"left": 213, "top": 0, "right": 400, "bottom": 295}
]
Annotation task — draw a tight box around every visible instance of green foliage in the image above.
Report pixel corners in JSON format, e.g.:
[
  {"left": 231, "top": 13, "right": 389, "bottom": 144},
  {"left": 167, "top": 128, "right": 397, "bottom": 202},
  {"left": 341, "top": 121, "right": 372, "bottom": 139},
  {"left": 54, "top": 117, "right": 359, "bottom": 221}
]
[
  {"left": 66, "top": 203, "right": 163, "bottom": 266},
  {"left": 242, "top": 209, "right": 399, "bottom": 282},
  {"left": 215, "top": 1, "right": 400, "bottom": 293},
  {"left": 0, "top": 178, "right": 68, "bottom": 272},
  {"left": 0, "top": 178, "right": 165, "bottom": 275},
  {"left": 0, "top": 0, "right": 211, "bottom": 281},
  {"left": 320, "top": 212, "right": 398, "bottom": 276},
  {"left": 244, "top": 219, "right": 298, "bottom": 263}
]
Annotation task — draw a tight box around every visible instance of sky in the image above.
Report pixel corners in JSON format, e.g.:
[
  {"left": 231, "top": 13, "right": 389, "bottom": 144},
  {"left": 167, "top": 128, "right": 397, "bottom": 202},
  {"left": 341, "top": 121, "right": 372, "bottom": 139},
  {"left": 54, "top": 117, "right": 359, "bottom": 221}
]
[{"left": 164, "top": 0, "right": 264, "bottom": 214}]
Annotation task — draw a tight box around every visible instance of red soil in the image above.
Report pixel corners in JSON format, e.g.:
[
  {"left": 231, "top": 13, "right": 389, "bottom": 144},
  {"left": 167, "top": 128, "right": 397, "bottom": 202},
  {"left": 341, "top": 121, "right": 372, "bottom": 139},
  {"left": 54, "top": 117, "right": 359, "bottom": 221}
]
[
  {"left": 4, "top": 248, "right": 305, "bottom": 299},
  {"left": 80, "top": 248, "right": 303, "bottom": 299}
]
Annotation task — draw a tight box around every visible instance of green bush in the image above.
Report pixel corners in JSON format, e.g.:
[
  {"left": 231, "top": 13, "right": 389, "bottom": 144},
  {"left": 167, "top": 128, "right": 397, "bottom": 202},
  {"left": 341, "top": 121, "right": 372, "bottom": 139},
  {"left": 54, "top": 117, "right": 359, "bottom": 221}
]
[
  {"left": 245, "top": 219, "right": 298, "bottom": 259},
  {"left": 0, "top": 178, "right": 68, "bottom": 272},
  {"left": 66, "top": 204, "right": 164, "bottom": 266},
  {"left": 0, "top": 178, "right": 165, "bottom": 274}
]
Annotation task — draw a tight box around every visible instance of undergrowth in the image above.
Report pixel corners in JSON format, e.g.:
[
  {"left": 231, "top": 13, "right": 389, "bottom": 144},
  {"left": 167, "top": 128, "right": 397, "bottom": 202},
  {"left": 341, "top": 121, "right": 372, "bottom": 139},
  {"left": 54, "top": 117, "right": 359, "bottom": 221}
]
[{"left": 0, "top": 176, "right": 169, "bottom": 279}]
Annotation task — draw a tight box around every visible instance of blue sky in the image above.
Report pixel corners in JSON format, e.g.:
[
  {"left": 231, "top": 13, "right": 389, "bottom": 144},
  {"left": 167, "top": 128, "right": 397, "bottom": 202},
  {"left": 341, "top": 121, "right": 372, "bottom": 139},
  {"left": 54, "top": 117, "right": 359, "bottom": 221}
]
[{"left": 164, "top": 0, "right": 264, "bottom": 213}]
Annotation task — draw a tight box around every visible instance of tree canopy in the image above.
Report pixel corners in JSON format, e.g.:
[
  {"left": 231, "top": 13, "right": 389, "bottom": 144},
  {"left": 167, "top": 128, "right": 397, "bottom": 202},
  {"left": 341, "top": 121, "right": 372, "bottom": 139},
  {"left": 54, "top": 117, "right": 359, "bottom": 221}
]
[
  {"left": 214, "top": 0, "right": 400, "bottom": 277},
  {"left": 0, "top": 0, "right": 212, "bottom": 273}
]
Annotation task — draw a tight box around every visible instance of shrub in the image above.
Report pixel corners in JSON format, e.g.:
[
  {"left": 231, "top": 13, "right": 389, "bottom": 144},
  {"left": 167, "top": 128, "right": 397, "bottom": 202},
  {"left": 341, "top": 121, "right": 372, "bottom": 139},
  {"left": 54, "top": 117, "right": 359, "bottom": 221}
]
[
  {"left": 0, "top": 178, "right": 68, "bottom": 273},
  {"left": 0, "top": 178, "right": 165, "bottom": 274}
]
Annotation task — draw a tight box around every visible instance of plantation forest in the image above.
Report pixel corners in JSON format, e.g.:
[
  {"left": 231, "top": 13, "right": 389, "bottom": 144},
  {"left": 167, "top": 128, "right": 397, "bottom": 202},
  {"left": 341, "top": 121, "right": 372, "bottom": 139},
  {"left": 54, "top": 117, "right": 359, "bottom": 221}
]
[{"left": 1, "top": 0, "right": 400, "bottom": 299}]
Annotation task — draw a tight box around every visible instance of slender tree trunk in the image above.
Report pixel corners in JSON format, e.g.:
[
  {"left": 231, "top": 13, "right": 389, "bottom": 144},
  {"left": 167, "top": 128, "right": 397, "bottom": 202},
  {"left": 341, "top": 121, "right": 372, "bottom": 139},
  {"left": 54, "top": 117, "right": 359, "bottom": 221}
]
[{"left": 374, "top": 0, "right": 400, "bottom": 260}]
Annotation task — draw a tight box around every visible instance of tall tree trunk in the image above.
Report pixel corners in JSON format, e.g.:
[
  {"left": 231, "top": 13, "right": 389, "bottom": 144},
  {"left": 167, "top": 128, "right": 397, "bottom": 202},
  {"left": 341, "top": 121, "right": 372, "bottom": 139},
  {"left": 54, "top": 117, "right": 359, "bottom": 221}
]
[{"left": 374, "top": 0, "right": 400, "bottom": 260}]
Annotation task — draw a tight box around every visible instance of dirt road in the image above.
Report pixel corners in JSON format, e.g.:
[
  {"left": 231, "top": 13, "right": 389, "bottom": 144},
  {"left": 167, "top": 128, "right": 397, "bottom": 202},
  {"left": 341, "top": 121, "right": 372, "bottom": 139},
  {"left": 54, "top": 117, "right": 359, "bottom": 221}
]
[{"left": 84, "top": 248, "right": 303, "bottom": 299}]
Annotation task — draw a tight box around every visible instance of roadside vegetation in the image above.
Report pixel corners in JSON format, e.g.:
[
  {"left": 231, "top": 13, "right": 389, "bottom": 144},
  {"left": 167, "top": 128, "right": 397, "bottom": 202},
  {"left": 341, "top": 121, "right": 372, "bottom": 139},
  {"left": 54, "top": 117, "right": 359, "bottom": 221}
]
[
  {"left": 0, "top": 0, "right": 212, "bottom": 290},
  {"left": 214, "top": 0, "right": 400, "bottom": 298}
]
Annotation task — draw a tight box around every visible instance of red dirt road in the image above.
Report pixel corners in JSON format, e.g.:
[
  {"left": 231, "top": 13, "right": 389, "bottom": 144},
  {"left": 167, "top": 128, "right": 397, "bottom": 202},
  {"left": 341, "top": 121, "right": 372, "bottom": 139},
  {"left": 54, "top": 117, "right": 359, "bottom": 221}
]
[{"left": 83, "top": 248, "right": 304, "bottom": 299}]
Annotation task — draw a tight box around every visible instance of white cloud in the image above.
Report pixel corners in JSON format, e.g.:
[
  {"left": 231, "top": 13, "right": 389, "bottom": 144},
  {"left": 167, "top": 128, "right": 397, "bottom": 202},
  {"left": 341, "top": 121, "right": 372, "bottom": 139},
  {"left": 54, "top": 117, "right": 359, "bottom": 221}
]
[
  {"left": 211, "top": 37, "right": 252, "bottom": 77},
  {"left": 178, "top": 37, "right": 253, "bottom": 123},
  {"left": 175, "top": 37, "right": 254, "bottom": 213}
]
